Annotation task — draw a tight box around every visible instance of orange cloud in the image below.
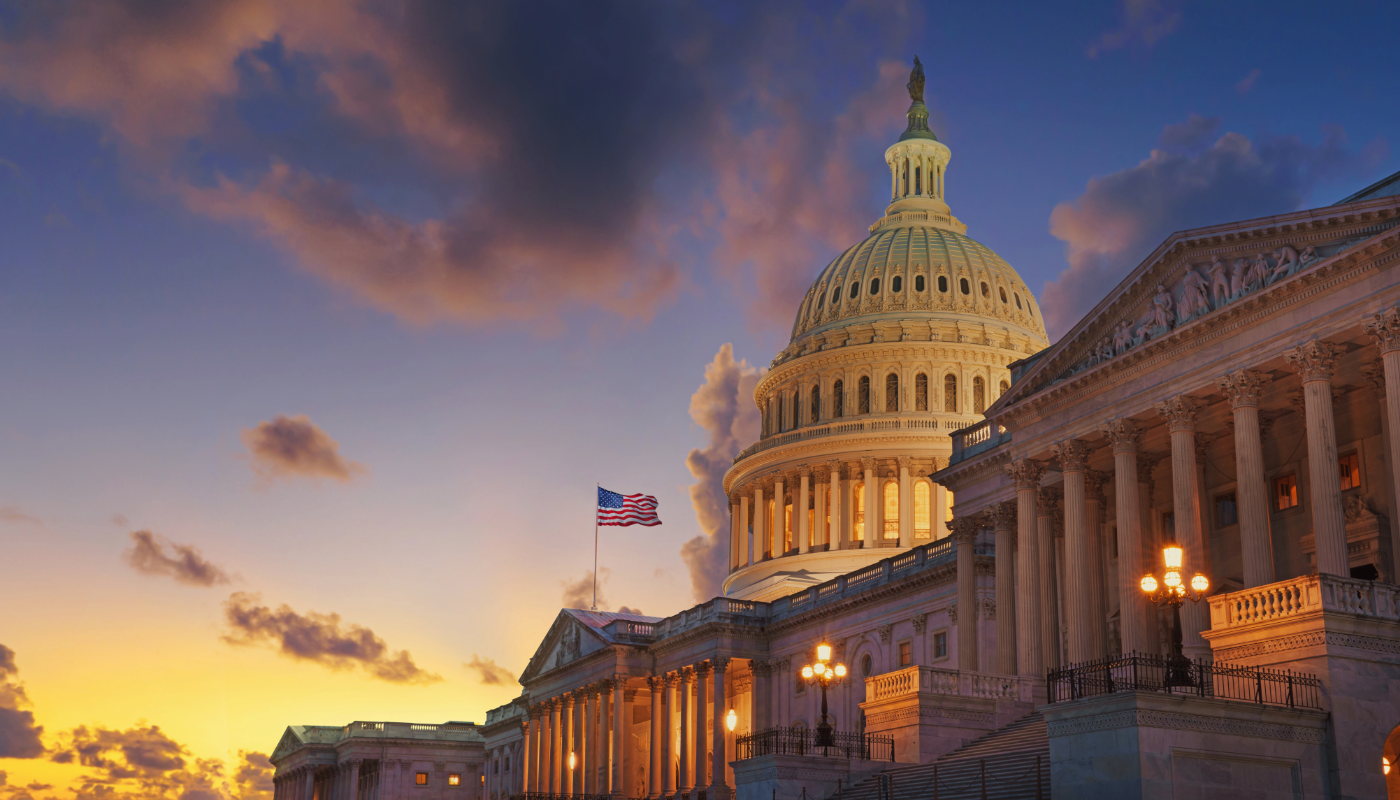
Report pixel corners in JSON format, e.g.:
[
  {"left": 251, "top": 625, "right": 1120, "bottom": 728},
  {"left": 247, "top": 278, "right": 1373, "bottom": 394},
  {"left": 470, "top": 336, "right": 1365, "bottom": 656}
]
[
  {"left": 0, "top": 645, "right": 44, "bottom": 759},
  {"left": 123, "top": 531, "right": 232, "bottom": 587},
  {"left": 462, "top": 656, "right": 514, "bottom": 687},
  {"left": 239, "top": 414, "right": 365, "bottom": 484}
]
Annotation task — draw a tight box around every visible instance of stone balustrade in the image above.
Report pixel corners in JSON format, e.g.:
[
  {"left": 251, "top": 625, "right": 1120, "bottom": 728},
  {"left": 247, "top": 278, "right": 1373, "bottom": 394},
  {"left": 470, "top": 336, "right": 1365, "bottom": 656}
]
[
  {"left": 864, "top": 665, "right": 1020, "bottom": 703},
  {"left": 734, "top": 412, "right": 972, "bottom": 463},
  {"left": 948, "top": 418, "right": 1010, "bottom": 464},
  {"left": 1208, "top": 572, "right": 1400, "bottom": 631}
]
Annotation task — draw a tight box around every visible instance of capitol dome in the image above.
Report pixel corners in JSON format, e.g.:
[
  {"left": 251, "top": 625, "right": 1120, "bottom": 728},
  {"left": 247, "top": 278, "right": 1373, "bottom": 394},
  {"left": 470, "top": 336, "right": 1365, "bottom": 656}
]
[{"left": 721, "top": 58, "right": 1051, "bottom": 603}]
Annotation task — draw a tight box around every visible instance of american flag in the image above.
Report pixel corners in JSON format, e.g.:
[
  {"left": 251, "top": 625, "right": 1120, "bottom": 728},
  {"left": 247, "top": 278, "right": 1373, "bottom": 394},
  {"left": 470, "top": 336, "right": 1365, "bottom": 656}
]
[{"left": 597, "top": 487, "right": 662, "bottom": 527}]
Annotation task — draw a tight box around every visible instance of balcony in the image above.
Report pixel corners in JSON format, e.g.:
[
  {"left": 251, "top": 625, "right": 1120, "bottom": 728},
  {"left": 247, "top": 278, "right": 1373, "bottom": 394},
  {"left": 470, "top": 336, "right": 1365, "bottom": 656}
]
[
  {"left": 948, "top": 418, "right": 1009, "bottom": 465},
  {"left": 733, "top": 412, "right": 972, "bottom": 465}
]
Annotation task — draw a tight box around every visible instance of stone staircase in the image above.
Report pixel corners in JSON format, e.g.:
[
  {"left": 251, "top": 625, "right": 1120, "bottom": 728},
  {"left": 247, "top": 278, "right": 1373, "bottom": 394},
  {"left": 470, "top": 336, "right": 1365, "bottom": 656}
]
[{"left": 835, "top": 711, "right": 1050, "bottom": 800}]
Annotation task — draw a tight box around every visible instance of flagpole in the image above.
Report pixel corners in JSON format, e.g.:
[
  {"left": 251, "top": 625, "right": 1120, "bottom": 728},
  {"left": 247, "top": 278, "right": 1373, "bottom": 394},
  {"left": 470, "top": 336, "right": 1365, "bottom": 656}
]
[{"left": 592, "top": 484, "right": 599, "bottom": 611}]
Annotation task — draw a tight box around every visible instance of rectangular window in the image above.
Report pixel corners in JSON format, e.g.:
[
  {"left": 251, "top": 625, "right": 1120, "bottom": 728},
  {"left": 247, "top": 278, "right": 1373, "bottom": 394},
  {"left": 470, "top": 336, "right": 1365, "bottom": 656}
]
[
  {"left": 449, "top": 775, "right": 461, "bottom": 787},
  {"left": 504, "top": 757, "right": 510, "bottom": 772},
  {"left": 416, "top": 773, "right": 429, "bottom": 787},
  {"left": 853, "top": 481, "right": 865, "bottom": 541},
  {"left": 899, "top": 640, "right": 912, "bottom": 667},
  {"left": 1276, "top": 474, "right": 1298, "bottom": 510},
  {"left": 784, "top": 503, "right": 793, "bottom": 552},
  {"left": 933, "top": 632, "right": 948, "bottom": 659},
  {"left": 807, "top": 507, "right": 815, "bottom": 548},
  {"left": 1215, "top": 493, "right": 1238, "bottom": 528},
  {"left": 1340, "top": 453, "right": 1361, "bottom": 491}
]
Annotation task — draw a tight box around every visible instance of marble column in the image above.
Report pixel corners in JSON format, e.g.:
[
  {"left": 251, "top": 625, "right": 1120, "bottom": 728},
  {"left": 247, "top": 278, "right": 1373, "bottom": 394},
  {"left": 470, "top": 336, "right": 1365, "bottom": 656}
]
[
  {"left": 694, "top": 663, "right": 709, "bottom": 791},
  {"left": 564, "top": 695, "right": 576, "bottom": 796},
  {"left": 729, "top": 499, "right": 740, "bottom": 570},
  {"left": 663, "top": 674, "right": 677, "bottom": 798},
  {"left": 709, "top": 659, "right": 730, "bottom": 798},
  {"left": 989, "top": 501, "right": 1018, "bottom": 676},
  {"left": 648, "top": 678, "right": 662, "bottom": 799},
  {"left": 814, "top": 469, "right": 827, "bottom": 549},
  {"left": 348, "top": 762, "right": 361, "bottom": 800},
  {"left": 751, "top": 485, "right": 763, "bottom": 564},
  {"left": 610, "top": 677, "right": 626, "bottom": 799},
  {"left": 1084, "top": 471, "right": 1110, "bottom": 660},
  {"left": 898, "top": 457, "right": 913, "bottom": 548},
  {"left": 951, "top": 517, "right": 979, "bottom": 672},
  {"left": 750, "top": 660, "right": 769, "bottom": 732},
  {"left": 582, "top": 689, "right": 596, "bottom": 795},
  {"left": 1138, "top": 457, "right": 1163, "bottom": 652},
  {"left": 551, "top": 699, "right": 563, "bottom": 794},
  {"left": 797, "top": 468, "right": 811, "bottom": 554},
  {"left": 827, "top": 461, "right": 842, "bottom": 550},
  {"left": 1037, "top": 487, "right": 1062, "bottom": 669},
  {"left": 861, "top": 459, "right": 876, "bottom": 547},
  {"left": 1285, "top": 340, "right": 1348, "bottom": 576},
  {"left": 528, "top": 708, "right": 541, "bottom": 793},
  {"left": 1053, "top": 439, "right": 1094, "bottom": 665},
  {"left": 303, "top": 768, "right": 315, "bottom": 800},
  {"left": 677, "top": 668, "right": 692, "bottom": 795},
  {"left": 1004, "top": 459, "right": 1045, "bottom": 678},
  {"left": 1155, "top": 395, "right": 1210, "bottom": 659},
  {"left": 1218, "top": 369, "right": 1275, "bottom": 587},
  {"left": 1366, "top": 307, "right": 1400, "bottom": 581},
  {"left": 772, "top": 475, "right": 786, "bottom": 556}
]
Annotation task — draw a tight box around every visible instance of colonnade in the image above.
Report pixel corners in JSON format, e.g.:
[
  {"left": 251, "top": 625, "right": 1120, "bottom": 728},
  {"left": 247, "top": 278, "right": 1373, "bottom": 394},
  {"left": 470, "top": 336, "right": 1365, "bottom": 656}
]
[
  {"left": 889, "top": 151, "right": 943, "bottom": 201},
  {"left": 522, "top": 661, "right": 733, "bottom": 800},
  {"left": 959, "top": 322, "right": 1400, "bottom": 674},
  {"left": 274, "top": 761, "right": 389, "bottom": 800}
]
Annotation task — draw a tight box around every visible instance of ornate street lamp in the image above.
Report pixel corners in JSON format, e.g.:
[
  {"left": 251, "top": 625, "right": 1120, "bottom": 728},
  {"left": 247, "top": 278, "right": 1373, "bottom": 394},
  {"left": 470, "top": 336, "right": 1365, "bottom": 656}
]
[
  {"left": 800, "top": 642, "right": 847, "bottom": 748},
  {"left": 1140, "top": 545, "right": 1208, "bottom": 684}
]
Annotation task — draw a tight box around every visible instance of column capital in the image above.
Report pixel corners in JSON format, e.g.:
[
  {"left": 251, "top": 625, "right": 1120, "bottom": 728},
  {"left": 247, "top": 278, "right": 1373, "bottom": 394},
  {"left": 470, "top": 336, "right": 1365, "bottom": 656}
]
[
  {"left": 1155, "top": 394, "right": 1203, "bottom": 432},
  {"left": 561, "top": 693, "right": 574, "bottom": 708},
  {"left": 611, "top": 673, "right": 630, "bottom": 688},
  {"left": 1284, "top": 339, "right": 1341, "bottom": 383},
  {"left": 949, "top": 515, "right": 980, "bottom": 543},
  {"left": 712, "top": 656, "right": 732, "bottom": 672},
  {"left": 679, "top": 665, "right": 695, "bottom": 680},
  {"left": 1084, "top": 470, "right": 1109, "bottom": 501},
  {"left": 798, "top": 465, "right": 812, "bottom": 478},
  {"left": 1004, "top": 458, "right": 1047, "bottom": 490},
  {"left": 988, "top": 500, "right": 1017, "bottom": 530},
  {"left": 1099, "top": 418, "right": 1143, "bottom": 453},
  {"left": 1037, "top": 486, "right": 1062, "bottom": 516},
  {"left": 1051, "top": 438, "right": 1092, "bottom": 473},
  {"left": 860, "top": 457, "right": 876, "bottom": 472},
  {"left": 1217, "top": 369, "right": 1271, "bottom": 408},
  {"left": 1365, "top": 305, "right": 1400, "bottom": 354},
  {"left": 647, "top": 675, "right": 665, "bottom": 691},
  {"left": 911, "top": 612, "right": 928, "bottom": 634},
  {"left": 1363, "top": 359, "right": 1386, "bottom": 397},
  {"left": 346, "top": 758, "right": 364, "bottom": 768},
  {"left": 694, "top": 661, "right": 712, "bottom": 678},
  {"left": 1137, "top": 454, "right": 1161, "bottom": 484},
  {"left": 749, "top": 659, "right": 770, "bottom": 676},
  {"left": 896, "top": 456, "right": 912, "bottom": 471}
]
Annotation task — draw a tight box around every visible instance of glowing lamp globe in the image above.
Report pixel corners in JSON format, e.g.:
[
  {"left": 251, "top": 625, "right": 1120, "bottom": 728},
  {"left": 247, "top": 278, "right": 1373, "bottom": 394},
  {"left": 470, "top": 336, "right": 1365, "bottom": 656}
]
[
  {"left": 1163, "top": 546, "right": 1183, "bottom": 569},
  {"left": 834, "top": 664, "right": 847, "bottom": 678},
  {"left": 1191, "top": 574, "right": 1209, "bottom": 593},
  {"left": 1163, "top": 570, "right": 1182, "bottom": 588},
  {"left": 1140, "top": 575, "right": 1158, "bottom": 593},
  {"left": 801, "top": 665, "right": 814, "bottom": 679},
  {"left": 817, "top": 643, "right": 832, "bottom": 663}
]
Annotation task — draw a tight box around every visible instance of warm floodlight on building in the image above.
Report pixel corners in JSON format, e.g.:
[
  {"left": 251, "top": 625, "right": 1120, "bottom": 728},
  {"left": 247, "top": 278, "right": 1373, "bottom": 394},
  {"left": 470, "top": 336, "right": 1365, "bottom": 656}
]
[
  {"left": 817, "top": 643, "right": 832, "bottom": 663},
  {"left": 568, "top": 752, "right": 576, "bottom": 770},
  {"left": 725, "top": 708, "right": 737, "bottom": 732}
]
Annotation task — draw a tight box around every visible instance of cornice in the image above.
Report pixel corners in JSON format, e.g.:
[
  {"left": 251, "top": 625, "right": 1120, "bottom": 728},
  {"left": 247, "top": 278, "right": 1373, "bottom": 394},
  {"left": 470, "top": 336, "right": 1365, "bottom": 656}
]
[
  {"left": 756, "top": 340, "right": 1024, "bottom": 396},
  {"left": 726, "top": 431, "right": 952, "bottom": 493}
]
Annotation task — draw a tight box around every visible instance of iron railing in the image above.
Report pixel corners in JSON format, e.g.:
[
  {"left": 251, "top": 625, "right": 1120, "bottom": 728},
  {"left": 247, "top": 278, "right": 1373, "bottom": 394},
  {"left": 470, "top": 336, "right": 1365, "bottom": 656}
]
[
  {"left": 735, "top": 728, "right": 894, "bottom": 761},
  {"left": 509, "top": 794, "right": 613, "bottom": 800},
  {"left": 1047, "top": 651, "right": 1322, "bottom": 710}
]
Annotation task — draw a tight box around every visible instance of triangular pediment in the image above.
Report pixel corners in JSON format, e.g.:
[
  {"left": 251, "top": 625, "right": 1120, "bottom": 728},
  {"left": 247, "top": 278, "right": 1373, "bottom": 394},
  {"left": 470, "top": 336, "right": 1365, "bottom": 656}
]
[
  {"left": 271, "top": 727, "right": 305, "bottom": 761},
  {"left": 517, "top": 610, "right": 611, "bottom": 685}
]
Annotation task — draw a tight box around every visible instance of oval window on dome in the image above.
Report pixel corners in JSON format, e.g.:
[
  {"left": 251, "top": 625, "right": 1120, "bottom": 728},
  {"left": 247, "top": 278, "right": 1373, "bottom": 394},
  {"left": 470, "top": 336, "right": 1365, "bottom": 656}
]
[
  {"left": 980, "top": 281, "right": 990, "bottom": 298},
  {"left": 959, "top": 278, "right": 970, "bottom": 295},
  {"left": 938, "top": 275, "right": 948, "bottom": 293},
  {"left": 850, "top": 282, "right": 860, "bottom": 300},
  {"left": 999, "top": 287, "right": 1008, "bottom": 303},
  {"left": 915, "top": 275, "right": 925, "bottom": 292},
  {"left": 832, "top": 288, "right": 842, "bottom": 305},
  {"left": 1014, "top": 292, "right": 1022, "bottom": 309},
  {"left": 869, "top": 278, "right": 880, "bottom": 295},
  {"left": 892, "top": 275, "right": 902, "bottom": 293},
  {"left": 816, "top": 291, "right": 824, "bottom": 307}
]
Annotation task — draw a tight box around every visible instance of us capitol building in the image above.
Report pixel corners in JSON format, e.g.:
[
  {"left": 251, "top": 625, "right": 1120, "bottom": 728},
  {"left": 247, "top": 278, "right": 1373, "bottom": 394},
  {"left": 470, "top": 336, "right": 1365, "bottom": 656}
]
[{"left": 266, "top": 62, "right": 1400, "bottom": 799}]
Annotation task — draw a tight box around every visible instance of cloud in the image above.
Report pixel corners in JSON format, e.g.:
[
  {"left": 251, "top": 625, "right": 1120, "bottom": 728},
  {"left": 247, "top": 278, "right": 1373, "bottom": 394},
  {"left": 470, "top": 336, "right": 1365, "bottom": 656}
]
[
  {"left": 1159, "top": 114, "right": 1219, "bottom": 151},
  {"left": 1236, "top": 68, "right": 1261, "bottom": 95},
  {"left": 1086, "top": 0, "right": 1181, "bottom": 58},
  {"left": 1040, "top": 121, "right": 1389, "bottom": 337},
  {"left": 559, "top": 569, "right": 642, "bottom": 615},
  {"left": 221, "top": 592, "right": 441, "bottom": 684},
  {"left": 0, "top": 645, "right": 44, "bottom": 759},
  {"left": 680, "top": 344, "right": 763, "bottom": 601},
  {"left": 231, "top": 751, "right": 273, "bottom": 800},
  {"left": 462, "top": 655, "right": 514, "bottom": 687},
  {"left": 23, "top": 784, "right": 50, "bottom": 792},
  {"left": 111, "top": 515, "right": 129, "bottom": 527},
  {"left": 48, "top": 724, "right": 237, "bottom": 800},
  {"left": 0, "top": 506, "right": 43, "bottom": 527},
  {"left": 122, "top": 531, "right": 232, "bottom": 587},
  {"left": 239, "top": 414, "right": 365, "bottom": 484}
]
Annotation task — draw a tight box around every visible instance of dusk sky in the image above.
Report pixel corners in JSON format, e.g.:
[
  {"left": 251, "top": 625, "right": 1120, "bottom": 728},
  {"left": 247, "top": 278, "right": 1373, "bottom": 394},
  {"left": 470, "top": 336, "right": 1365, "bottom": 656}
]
[{"left": 2, "top": 2, "right": 1397, "bottom": 799}]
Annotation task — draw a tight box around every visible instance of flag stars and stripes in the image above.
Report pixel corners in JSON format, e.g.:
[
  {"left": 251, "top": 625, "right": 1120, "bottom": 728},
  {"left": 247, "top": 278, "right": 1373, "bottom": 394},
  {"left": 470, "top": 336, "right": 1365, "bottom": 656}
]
[{"left": 597, "top": 487, "right": 662, "bottom": 526}]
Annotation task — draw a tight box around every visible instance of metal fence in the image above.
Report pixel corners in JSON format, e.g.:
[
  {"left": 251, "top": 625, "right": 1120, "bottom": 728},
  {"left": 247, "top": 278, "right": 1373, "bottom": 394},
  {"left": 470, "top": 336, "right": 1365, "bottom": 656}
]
[
  {"left": 1047, "top": 651, "right": 1322, "bottom": 709},
  {"left": 735, "top": 728, "right": 894, "bottom": 762}
]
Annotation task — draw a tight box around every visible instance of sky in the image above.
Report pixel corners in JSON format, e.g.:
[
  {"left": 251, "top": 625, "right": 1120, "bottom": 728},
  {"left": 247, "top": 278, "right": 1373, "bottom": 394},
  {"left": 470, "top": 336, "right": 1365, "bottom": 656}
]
[{"left": 1, "top": 1, "right": 1397, "bottom": 799}]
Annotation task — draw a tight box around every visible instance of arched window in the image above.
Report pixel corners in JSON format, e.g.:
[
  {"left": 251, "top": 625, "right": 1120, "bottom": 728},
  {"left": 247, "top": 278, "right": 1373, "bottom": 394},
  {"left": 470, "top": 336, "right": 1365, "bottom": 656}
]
[
  {"left": 915, "top": 372, "right": 929, "bottom": 411},
  {"left": 886, "top": 373, "right": 899, "bottom": 412},
  {"left": 793, "top": 391, "right": 802, "bottom": 428},
  {"left": 999, "top": 379, "right": 1009, "bottom": 397},
  {"left": 869, "top": 278, "right": 880, "bottom": 295},
  {"left": 860, "top": 653, "right": 873, "bottom": 677},
  {"left": 980, "top": 281, "right": 990, "bottom": 298},
  {"left": 784, "top": 500, "right": 793, "bottom": 553},
  {"left": 853, "top": 481, "right": 865, "bottom": 542},
  {"left": 960, "top": 278, "right": 971, "bottom": 295},
  {"left": 858, "top": 376, "right": 871, "bottom": 414},
  {"left": 883, "top": 480, "right": 899, "bottom": 540},
  {"left": 763, "top": 399, "right": 772, "bottom": 436},
  {"left": 938, "top": 275, "right": 949, "bottom": 293},
  {"left": 1014, "top": 292, "right": 1022, "bottom": 309},
  {"left": 944, "top": 374, "right": 958, "bottom": 412},
  {"left": 945, "top": 490, "right": 955, "bottom": 524},
  {"left": 832, "top": 287, "right": 841, "bottom": 306},
  {"left": 974, "top": 376, "right": 986, "bottom": 414},
  {"left": 999, "top": 287, "right": 1008, "bottom": 303},
  {"left": 810, "top": 384, "right": 820, "bottom": 423},
  {"left": 915, "top": 166, "right": 921, "bottom": 195},
  {"left": 892, "top": 275, "right": 902, "bottom": 293},
  {"left": 914, "top": 481, "right": 931, "bottom": 539},
  {"left": 816, "top": 291, "right": 824, "bottom": 307},
  {"left": 915, "top": 275, "right": 925, "bottom": 292},
  {"left": 833, "top": 380, "right": 844, "bottom": 417},
  {"left": 766, "top": 498, "right": 775, "bottom": 558},
  {"left": 849, "top": 282, "right": 860, "bottom": 299}
]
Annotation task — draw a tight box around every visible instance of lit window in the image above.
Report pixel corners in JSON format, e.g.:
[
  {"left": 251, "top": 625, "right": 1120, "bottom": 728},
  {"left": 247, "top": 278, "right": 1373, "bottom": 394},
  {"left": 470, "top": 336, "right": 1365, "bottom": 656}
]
[
  {"left": 416, "top": 773, "right": 429, "bottom": 786},
  {"left": 1276, "top": 475, "right": 1298, "bottom": 510},
  {"left": 944, "top": 374, "right": 958, "bottom": 412},
  {"left": 859, "top": 376, "right": 871, "bottom": 414},
  {"left": 807, "top": 507, "right": 815, "bottom": 547},
  {"left": 945, "top": 490, "right": 955, "bottom": 524},
  {"left": 1215, "top": 493, "right": 1238, "bottom": 528},
  {"left": 784, "top": 503, "right": 793, "bottom": 553},
  {"left": 886, "top": 373, "right": 899, "bottom": 412},
  {"left": 810, "top": 384, "right": 820, "bottom": 422},
  {"left": 1340, "top": 453, "right": 1361, "bottom": 491},
  {"left": 449, "top": 774, "right": 461, "bottom": 787},
  {"left": 973, "top": 377, "right": 985, "bottom": 414},
  {"left": 915, "top": 373, "right": 928, "bottom": 411},
  {"left": 766, "top": 498, "right": 775, "bottom": 557},
  {"left": 914, "top": 481, "right": 931, "bottom": 539},
  {"left": 899, "top": 641, "right": 912, "bottom": 667},
  {"left": 853, "top": 481, "right": 865, "bottom": 542},
  {"left": 833, "top": 380, "right": 845, "bottom": 417},
  {"left": 883, "top": 481, "right": 899, "bottom": 539},
  {"left": 934, "top": 632, "right": 948, "bottom": 659}
]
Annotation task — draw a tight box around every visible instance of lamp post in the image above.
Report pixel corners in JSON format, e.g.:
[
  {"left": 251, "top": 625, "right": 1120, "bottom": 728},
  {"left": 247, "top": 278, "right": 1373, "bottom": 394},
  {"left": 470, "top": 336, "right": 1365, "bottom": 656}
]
[
  {"left": 1139, "top": 544, "right": 1208, "bottom": 683},
  {"left": 800, "top": 642, "right": 847, "bottom": 748}
]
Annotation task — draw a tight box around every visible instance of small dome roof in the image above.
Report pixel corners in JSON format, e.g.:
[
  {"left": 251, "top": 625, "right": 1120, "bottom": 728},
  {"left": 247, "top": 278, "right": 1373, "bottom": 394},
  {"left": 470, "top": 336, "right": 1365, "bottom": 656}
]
[{"left": 788, "top": 223, "right": 1048, "bottom": 345}]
